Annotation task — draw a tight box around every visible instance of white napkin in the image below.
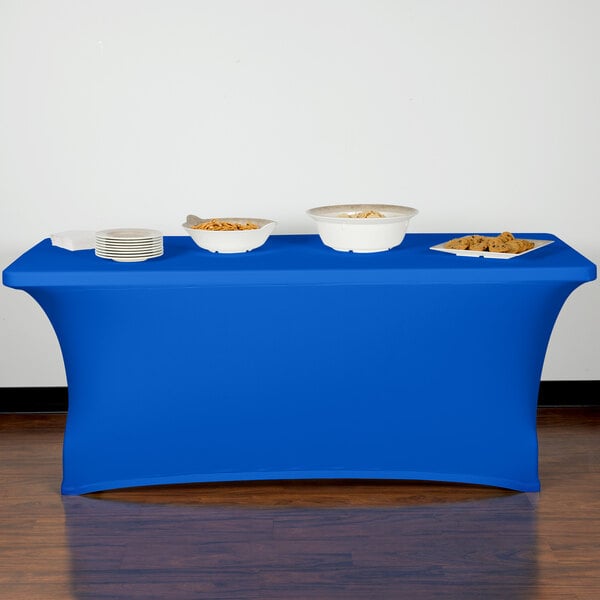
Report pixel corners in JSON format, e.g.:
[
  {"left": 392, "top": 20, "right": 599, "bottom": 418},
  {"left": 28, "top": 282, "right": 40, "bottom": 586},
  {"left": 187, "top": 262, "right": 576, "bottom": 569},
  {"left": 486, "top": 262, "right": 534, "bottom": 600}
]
[{"left": 50, "top": 230, "right": 96, "bottom": 251}]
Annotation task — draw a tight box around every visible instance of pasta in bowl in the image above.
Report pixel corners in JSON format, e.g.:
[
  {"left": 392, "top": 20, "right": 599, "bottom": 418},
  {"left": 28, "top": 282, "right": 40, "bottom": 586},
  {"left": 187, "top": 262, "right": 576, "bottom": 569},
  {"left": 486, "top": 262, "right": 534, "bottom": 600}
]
[{"left": 182, "top": 215, "right": 277, "bottom": 253}]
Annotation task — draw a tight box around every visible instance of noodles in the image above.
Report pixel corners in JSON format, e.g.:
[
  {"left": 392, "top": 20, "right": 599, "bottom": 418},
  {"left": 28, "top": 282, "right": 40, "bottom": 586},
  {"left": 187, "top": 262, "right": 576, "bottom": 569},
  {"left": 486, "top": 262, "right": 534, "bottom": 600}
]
[{"left": 192, "top": 219, "right": 259, "bottom": 231}]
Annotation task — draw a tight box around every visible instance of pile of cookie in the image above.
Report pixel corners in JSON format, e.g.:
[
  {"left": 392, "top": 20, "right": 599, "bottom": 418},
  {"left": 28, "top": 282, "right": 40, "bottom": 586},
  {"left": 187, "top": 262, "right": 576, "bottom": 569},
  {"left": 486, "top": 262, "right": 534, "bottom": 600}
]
[{"left": 444, "top": 231, "right": 535, "bottom": 254}]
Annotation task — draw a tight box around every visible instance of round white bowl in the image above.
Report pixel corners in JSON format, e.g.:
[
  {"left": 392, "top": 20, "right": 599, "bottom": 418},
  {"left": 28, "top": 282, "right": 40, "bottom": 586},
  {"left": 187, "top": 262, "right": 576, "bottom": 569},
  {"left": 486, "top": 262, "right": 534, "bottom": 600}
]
[
  {"left": 306, "top": 204, "right": 419, "bottom": 253},
  {"left": 182, "top": 217, "right": 276, "bottom": 253}
]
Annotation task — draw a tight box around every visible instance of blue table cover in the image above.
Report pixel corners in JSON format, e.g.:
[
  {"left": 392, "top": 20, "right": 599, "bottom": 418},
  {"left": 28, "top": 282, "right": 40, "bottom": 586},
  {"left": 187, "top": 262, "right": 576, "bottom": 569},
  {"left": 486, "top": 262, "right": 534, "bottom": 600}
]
[{"left": 3, "top": 233, "right": 596, "bottom": 494}]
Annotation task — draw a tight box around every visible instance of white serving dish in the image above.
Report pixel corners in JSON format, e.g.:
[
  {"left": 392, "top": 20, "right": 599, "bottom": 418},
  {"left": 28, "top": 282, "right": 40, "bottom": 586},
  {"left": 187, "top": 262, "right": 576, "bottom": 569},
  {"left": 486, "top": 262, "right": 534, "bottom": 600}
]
[
  {"left": 306, "top": 204, "right": 419, "bottom": 253},
  {"left": 430, "top": 239, "right": 554, "bottom": 259},
  {"left": 182, "top": 216, "right": 276, "bottom": 253}
]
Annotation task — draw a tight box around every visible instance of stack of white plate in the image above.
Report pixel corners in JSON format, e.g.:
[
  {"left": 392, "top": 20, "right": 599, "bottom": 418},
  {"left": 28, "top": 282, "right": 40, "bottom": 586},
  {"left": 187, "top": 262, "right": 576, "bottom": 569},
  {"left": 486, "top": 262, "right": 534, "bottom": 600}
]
[{"left": 95, "top": 228, "right": 163, "bottom": 262}]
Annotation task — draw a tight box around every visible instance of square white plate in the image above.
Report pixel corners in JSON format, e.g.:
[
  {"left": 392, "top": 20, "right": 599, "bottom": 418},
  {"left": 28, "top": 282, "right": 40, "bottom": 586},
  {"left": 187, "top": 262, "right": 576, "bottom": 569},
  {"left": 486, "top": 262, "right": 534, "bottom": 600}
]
[{"left": 430, "top": 238, "right": 554, "bottom": 259}]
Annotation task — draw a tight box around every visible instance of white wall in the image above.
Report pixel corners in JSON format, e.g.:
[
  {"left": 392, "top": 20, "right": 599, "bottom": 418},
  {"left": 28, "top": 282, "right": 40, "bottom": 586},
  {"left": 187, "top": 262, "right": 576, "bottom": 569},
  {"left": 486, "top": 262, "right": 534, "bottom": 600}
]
[{"left": 1, "top": 0, "right": 599, "bottom": 386}]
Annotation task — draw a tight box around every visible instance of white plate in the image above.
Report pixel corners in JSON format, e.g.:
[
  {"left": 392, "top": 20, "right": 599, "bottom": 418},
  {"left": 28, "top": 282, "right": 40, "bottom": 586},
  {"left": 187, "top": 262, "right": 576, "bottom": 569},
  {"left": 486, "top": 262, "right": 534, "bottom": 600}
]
[
  {"left": 430, "top": 238, "right": 554, "bottom": 259},
  {"left": 95, "top": 251, "right": 163, "bottom": 258},
  {"left": 95, "top": 249, "right": 163, "bottom": 262},
  {"left": 101, "top": 256, "right": 161, "bottom": 263},
  {"left": 95, "top": 240, "right": 162, "bottom": 247},
  {"left": 96, "top": 228, "right": 162, "bottom": 240}
]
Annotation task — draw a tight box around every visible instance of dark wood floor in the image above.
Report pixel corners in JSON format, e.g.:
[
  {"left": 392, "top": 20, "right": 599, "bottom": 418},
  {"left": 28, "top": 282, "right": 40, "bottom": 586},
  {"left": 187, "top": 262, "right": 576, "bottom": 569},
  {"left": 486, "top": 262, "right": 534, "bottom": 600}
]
[{"left": 0, "top": 408, "right": 598, "bottom": 599}]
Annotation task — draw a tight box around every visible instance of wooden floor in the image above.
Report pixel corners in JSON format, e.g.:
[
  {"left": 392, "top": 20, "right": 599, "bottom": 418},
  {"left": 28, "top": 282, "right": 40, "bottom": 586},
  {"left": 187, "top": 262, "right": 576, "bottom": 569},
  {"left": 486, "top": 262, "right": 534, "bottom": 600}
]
[{"left": 0, "top": 408, "right": 598, "bottom": 599}]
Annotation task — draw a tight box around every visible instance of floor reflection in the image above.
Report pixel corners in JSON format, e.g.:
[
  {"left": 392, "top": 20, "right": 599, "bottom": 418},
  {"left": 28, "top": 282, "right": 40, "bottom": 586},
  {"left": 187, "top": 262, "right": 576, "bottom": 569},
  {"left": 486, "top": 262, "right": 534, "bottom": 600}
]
[{"left": 63, "top": 488, "right": 537, "bottom": 599}]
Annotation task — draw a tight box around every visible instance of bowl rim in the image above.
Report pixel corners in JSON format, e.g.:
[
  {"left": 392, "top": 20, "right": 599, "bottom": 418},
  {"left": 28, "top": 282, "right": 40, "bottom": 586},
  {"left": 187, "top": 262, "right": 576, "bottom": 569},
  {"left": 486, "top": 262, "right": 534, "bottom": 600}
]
[{"left": 306, "top": 203, "right": 418, "bottom": 223}]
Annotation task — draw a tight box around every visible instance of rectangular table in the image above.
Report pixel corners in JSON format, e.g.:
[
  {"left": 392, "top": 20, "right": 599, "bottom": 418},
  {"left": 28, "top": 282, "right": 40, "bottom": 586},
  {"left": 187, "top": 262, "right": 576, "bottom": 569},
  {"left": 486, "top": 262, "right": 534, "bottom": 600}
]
[{"left": 3, "top": 233, "right": 596, "bottom": 495}]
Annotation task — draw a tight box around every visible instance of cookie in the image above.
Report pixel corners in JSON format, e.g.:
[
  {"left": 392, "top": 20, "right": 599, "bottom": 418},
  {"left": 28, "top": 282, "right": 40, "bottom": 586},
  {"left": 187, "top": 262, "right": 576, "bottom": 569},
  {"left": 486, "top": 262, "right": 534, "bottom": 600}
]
[
  {"left": 445, "top": 236, "right": 472, "bottom": 250},
  {"left": 469, "top": 236, "right": 492, "bottom": 251},
  {"left": 488, "top": 238, "right": 511, "bottom": 253},
  {"left": 505, "top": 239, "right": 534, "bottom": 254},
  {"left": 497, "top": 231, "right": 515, "bottom": 243}
]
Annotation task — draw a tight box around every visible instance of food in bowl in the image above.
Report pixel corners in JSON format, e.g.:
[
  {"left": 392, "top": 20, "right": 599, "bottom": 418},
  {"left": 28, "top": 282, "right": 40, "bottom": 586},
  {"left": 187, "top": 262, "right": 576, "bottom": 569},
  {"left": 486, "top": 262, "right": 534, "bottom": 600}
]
[
  {"left": 191, "top": 219, "right": 259, "bottom": 231},
  {"left": 338, "top": 210, "right": 385, "bottom": 219},
  {"left": 182, "top": 215, "right": 276, "bottom": 253},
  {"left": 444, "top": 232, "right": 535, "bottom": 254},
  {"left": 307, "top": 203, "right": 418, "bottom": 253}
]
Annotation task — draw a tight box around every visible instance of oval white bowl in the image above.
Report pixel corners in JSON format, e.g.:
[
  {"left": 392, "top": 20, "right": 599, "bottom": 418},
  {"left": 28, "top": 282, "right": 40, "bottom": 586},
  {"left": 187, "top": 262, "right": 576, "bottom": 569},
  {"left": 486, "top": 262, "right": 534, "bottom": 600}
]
[
  {"left": 306, "top": 204, "right": 419, "bottom": 253},
  {"left": 182, "top": 218, "right": 276, "bottom": 253}
]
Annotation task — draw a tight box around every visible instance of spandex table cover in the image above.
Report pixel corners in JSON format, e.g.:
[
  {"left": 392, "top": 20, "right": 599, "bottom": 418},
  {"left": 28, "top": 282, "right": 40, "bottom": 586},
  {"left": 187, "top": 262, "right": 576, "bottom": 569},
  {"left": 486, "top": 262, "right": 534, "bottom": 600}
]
[{"left": 3, "top": 233, "right": 596, "bottom": 495}]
